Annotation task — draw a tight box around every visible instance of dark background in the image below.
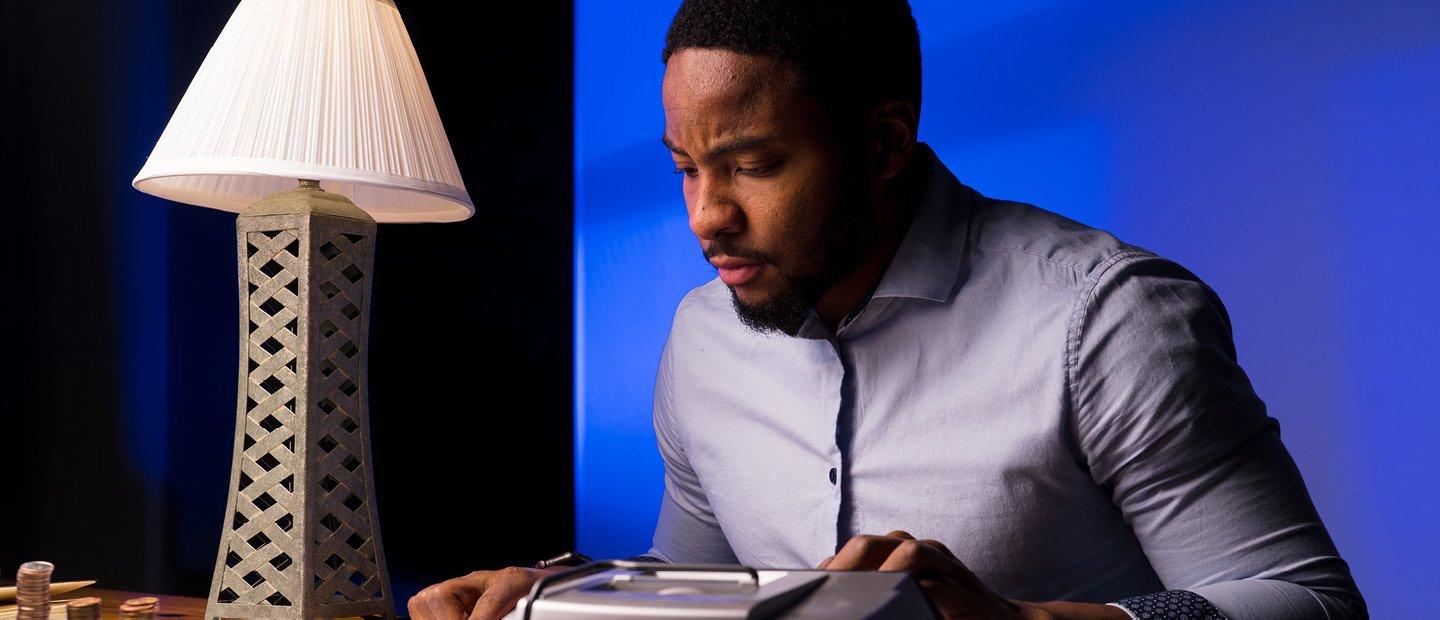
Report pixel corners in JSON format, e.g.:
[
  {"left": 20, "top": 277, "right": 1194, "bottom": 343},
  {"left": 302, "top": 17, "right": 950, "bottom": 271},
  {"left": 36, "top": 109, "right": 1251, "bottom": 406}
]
[{"left": 0, "top": 0, "right": 574, "bottom": 607}]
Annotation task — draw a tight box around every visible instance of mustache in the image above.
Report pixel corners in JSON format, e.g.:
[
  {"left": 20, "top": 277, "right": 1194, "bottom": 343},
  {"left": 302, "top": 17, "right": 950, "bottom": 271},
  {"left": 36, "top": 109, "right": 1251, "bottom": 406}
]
[{"left": 703, "top": 240, "right": 777, "bottom": 265}]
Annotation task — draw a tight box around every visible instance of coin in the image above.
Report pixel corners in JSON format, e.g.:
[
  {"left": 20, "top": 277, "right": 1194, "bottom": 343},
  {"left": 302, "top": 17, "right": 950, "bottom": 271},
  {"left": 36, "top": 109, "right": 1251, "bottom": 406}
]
[
  {"left": 66, "top": 597, "right": 102, "bottom": 620},
  {"left": 124, "top": 597, "right": 160, "bottom": 607},
  {"left": 15, "top": 560, "right": 54, "bottom": 620}
]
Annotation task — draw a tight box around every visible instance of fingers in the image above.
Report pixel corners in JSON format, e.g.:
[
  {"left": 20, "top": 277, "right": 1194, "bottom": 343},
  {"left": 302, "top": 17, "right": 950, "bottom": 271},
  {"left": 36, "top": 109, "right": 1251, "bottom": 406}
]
[
  {"left": 408, "top": 571, "right": 491, "bottom": 620},
  {"left": 918, "top": 538, "right": 959, "bottom": 562},
  {"left": 469, "top": 566, "right": 553, "bottom": 620},
  {"left": 876, "top": 539, "right": 952, "bottom": 573},
  {"left": 829, "top": 533, "right": 1014, "bottom": 620},
  {"left": 825, "top": 534, "right": 906, "bottom": 570},
  {"left": 916, "top": 574, "right": 992, "bottom": 618},
  {"left": 829, "top": 533, "right": 973, "bottom": 587},
  {"left": 825, "top": 530, "right": 930, "bottom": 571}
]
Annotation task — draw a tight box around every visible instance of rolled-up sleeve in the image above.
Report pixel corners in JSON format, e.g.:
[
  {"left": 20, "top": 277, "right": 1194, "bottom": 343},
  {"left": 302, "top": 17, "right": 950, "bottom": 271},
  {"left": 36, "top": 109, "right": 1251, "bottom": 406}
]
[
  {"left": 1070, "top": 254, "right": 1365, "bottom": 619},
  {"left": 645, "top": 327, "right": 740, "bottom": 564}
]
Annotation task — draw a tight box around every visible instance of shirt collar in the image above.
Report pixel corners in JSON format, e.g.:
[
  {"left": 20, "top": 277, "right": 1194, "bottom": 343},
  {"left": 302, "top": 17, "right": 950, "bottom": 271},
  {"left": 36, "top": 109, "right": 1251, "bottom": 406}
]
[
  {"left": 795, "top": 143, "right": 971, "bottom": 340},
  {"left": 870, "top": 142, "right": 971, "bottom": 303}
]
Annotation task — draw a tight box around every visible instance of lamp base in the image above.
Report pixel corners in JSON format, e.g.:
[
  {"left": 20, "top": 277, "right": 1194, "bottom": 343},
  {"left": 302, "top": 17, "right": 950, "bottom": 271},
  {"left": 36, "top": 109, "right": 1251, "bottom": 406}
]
[{"left": 206, "top": 181, "right": 393, "bottom": 619}]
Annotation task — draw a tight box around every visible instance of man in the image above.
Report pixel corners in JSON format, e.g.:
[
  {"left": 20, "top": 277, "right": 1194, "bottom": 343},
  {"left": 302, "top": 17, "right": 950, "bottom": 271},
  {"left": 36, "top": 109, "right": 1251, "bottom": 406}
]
[{"left": 410, "top": 1, "right": 1364, "bottom": 618}]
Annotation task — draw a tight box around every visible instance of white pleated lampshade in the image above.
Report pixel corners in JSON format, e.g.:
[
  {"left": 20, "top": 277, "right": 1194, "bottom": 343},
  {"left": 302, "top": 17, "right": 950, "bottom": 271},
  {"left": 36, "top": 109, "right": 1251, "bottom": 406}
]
[{"left": 133, "top": 0, "right": 472, "bottom": 223}]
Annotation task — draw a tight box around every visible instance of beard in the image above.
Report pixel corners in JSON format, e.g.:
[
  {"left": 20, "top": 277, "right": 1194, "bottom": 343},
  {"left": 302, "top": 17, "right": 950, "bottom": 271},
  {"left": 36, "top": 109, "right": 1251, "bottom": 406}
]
[{"left": 709, "top": 170, "right": 875, "bottom": 337}]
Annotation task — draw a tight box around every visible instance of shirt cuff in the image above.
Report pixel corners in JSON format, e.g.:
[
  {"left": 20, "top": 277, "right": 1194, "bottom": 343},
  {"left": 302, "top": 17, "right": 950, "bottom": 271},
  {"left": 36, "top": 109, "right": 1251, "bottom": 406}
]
[{"left": 1111, "top": 590, "right": 1228, "bottom": 619}]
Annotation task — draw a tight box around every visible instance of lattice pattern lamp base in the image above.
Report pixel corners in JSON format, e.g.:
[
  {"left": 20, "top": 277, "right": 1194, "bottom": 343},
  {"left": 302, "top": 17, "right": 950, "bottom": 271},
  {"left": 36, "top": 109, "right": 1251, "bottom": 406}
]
[{"left": 207, "top": 181, "right": 394, "bottom": 619}]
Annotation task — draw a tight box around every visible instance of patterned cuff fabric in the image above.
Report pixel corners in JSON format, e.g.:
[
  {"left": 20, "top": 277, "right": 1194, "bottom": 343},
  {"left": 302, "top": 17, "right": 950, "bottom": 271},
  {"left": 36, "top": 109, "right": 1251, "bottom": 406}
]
[{"left": 1110, "top": 590, "right": 1228, "bottom": 619}]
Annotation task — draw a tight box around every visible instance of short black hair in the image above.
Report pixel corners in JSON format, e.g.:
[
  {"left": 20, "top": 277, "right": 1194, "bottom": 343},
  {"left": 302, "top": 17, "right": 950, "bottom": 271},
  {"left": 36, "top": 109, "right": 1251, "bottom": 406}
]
[{"left": 662, "top": 0, "right": 921, "bottom": 128}]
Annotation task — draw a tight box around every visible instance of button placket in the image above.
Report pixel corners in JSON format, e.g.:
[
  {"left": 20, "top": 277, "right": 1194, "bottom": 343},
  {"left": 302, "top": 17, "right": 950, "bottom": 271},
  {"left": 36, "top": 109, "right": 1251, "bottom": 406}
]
[
  {"left": 830, "top": 334, "right": 859, "bottom": 547},
  {"left": 814, "top": 336, "right": 847, "bottom": 559}
]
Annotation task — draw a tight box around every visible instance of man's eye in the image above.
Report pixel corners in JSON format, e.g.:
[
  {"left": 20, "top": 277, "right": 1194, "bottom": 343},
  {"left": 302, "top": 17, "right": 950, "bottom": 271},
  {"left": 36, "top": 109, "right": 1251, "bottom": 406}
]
[
  {"left": 673, "top": 166, "right": 698, "bottom": 178},
  {"left": 736, "top": 163, "right": 778, "bottom": 176}
]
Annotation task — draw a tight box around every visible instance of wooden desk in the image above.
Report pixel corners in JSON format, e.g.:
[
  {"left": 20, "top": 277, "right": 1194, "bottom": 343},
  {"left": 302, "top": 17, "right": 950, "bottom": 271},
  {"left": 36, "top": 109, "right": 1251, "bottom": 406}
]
[
  {"left": 78, "top": 587, "right": 206, "bottom": 618},
  {"left": 2, "top": 587, "right": 381, "bottom": 619},
  {"left": 0, "top": 587, "right": 204, "bottom": 619}
]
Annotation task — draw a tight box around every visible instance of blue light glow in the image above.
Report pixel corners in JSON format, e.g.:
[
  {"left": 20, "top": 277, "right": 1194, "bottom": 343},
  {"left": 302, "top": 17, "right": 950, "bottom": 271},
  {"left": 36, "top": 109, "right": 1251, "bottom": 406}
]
[
  {"left": 107, "top": 0, "right": 172, "bottom": 489},
  {"left": 575, "top": 2, "right": 1440, "bottom": 613}
]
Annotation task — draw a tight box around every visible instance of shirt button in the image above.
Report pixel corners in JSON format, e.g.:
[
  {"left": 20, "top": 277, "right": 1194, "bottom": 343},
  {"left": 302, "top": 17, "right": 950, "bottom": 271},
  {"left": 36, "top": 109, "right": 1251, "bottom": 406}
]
[{"left": 829, "top": 467, "right": 837, "bottom": 484}]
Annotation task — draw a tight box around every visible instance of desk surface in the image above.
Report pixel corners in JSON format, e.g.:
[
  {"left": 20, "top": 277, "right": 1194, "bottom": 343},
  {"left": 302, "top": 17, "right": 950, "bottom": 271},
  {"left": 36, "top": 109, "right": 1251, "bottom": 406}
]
[
  {"left": 6, "top": 588, "right": 382, "bottom": 618},
  {"left": 0, "top": 587, "right": 205, "bottom": 619}
]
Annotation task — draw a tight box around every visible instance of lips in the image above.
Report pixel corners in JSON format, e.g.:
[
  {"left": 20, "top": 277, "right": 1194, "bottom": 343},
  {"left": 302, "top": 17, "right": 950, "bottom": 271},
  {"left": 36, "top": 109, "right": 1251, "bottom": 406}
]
[{"left": 712, "top": 259, "right": 764, "bottom": 286}]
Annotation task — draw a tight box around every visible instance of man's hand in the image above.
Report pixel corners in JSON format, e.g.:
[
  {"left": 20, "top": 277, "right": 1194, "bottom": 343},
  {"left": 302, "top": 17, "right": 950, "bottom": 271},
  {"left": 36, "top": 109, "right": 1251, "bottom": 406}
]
[
  {"left": 820, "top": 531, "right": 1127, "bottom": 620},
  {"left": 408, "top": 566, "right": 561, "bottom": 620}
]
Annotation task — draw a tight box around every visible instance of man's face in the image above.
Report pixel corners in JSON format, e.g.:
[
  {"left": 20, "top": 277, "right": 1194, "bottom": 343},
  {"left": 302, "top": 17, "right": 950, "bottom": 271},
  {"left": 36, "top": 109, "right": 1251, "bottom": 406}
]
[{"left": 662, "top": 49, "right": 873, "bottom": 335}]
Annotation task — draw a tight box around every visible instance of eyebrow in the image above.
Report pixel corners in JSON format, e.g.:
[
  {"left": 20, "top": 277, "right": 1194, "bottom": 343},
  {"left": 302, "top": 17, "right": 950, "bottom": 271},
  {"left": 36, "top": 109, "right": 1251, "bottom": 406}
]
[{"left": 662, "top": 133, "right": 781, "bottom": 158}]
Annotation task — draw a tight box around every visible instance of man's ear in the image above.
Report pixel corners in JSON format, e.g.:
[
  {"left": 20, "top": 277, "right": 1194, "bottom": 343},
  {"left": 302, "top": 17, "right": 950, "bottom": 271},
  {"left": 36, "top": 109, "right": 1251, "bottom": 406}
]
[{"left": 868, "top": 101, "right": 917, "bottom": 180}]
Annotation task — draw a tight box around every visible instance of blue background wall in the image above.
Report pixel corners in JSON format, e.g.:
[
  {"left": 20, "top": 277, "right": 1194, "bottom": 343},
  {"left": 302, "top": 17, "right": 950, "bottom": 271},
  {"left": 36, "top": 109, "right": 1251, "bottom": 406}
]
[{"left": 575, "top": 1, "right": 1440, "bottom": 616}]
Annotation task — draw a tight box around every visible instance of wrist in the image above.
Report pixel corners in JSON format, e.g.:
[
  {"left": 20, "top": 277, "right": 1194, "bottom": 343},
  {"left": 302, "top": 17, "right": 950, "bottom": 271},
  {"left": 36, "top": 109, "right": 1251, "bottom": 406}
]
[{"left": 1010, "top": 600, "right": 1130, "bottom": 620}]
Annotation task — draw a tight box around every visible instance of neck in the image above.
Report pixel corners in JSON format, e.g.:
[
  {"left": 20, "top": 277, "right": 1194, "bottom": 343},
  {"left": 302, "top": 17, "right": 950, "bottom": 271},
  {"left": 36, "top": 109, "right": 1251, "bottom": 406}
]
[{"left": 814, "top": 156, "right": 927, "bottom": 331}]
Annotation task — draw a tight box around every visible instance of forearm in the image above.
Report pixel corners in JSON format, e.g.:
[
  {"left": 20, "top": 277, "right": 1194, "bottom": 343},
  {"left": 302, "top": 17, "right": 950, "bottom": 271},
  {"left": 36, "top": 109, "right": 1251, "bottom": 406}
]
[
  {"left": 1192, "top": 577, "right": 1365, "bottom": 619},
  {"left": 1016, "top": 600, "right": 1128, "bottom": 620},
  {"left": 1072, "top": 259, "right": 1363, "bottom": 620},
  {"left": 1121, "top": 431, "right": 1364, "bottom": 619}
]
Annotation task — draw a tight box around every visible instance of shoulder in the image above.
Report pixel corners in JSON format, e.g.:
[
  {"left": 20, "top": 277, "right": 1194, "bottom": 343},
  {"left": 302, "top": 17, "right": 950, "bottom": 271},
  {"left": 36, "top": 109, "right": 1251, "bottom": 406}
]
[
  {"left": 671, "top": 277, "right": 735, "bottom": 331},
  {"left": 665, "top": 277, "right": 751, "bottom": 356},
  {"left": 959, "top": 194, "right": 1227, "bottom": 350},
  {"left": 964, "top": 195, "right": 1155, "bottom": 284}
]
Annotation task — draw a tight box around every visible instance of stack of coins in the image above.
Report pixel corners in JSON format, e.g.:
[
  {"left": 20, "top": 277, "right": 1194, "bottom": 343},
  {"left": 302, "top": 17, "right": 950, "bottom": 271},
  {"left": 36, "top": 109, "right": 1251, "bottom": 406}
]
[
  {"left": 119, "top": 596, "right": 160, "bottom": 618},
  {"left": 15, "top": 561, "right": 54, "bottom": 620},
  {"left": 66, "top": 596, "right": 103, "bottom": 620}
]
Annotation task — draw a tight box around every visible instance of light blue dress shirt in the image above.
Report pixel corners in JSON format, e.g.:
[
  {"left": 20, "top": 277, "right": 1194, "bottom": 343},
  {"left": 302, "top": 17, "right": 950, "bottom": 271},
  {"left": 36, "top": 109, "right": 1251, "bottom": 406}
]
[{"left": 643, "top": 144, "right": 1364, "bottom": 619}]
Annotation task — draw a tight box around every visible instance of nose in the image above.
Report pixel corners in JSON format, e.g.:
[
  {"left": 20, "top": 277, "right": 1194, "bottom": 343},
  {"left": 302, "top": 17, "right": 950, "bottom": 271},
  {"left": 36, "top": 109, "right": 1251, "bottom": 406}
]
[{"left": 687, "top": 175, "right": 744, "bottom": 241}]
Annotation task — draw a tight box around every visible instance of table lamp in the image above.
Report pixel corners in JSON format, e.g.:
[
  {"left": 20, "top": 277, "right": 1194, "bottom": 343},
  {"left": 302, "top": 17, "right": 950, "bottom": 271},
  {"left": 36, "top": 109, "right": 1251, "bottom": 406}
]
[{"left": 131, "top": 0, "right": 471, "bottom": 617}]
